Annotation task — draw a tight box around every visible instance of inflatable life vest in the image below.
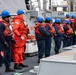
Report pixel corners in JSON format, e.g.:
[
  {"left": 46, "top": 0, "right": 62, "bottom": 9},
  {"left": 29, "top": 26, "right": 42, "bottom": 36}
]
[
  {"left": 0, "top": 19, "right": 12, "bottom": 36},
  {"left": 54, "top": 24, "right": 64, "bottom": 34},
  {"left": 70, "top": 19, "right": 75, "bottom": 28},
  {"left": 63, "top": 24, "right": 73, "bottom": 35},
  {"left": 34, "top": 23, "right": 44, "bottom": 36},
  {"left": 44, "top": 23, "right": 55, "bottom": 35},
  {"left": 74, "top": 20, "right": 76, "bottom": 30}
]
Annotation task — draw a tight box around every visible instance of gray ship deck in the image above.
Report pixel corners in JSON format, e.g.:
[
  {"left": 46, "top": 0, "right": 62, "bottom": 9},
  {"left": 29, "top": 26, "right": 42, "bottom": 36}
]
[{"left": 1, "top": 44, "right": 70, "bottom": 75}]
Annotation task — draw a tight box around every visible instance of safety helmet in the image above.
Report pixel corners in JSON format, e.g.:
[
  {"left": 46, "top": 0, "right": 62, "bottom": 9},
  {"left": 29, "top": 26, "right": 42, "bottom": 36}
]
[
  {"left": 55, "top": 18, "right": 61, "bottom": 23},
  {"left": 17, "top": 9, "right": 25, "bottom": 15},
  {"left": 71, "top": 14, "right": 75, "bottom": 19},
  {"left": 37, "top": 17, "right": 44, "bottom": 22},
  {"left": 45, "top": 16, "right": 52, "bottom": 21},
  {"left": 1, "top": 10, "right": 10, "bottom": 17},
  {"left": 65, "top": 19, "right": 70, "bottom": 24},
  {"left": 66, "top": 14, "right": 70, "bottom": 18}
]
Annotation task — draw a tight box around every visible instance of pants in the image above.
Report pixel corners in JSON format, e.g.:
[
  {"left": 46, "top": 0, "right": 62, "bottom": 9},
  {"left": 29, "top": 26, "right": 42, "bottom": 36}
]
[
  {"left": 0, "top": 47, "right": 11, "bottom": 67},
  {"left": 73, "top": 34, "right": 76, "bottom": 45},
  {"left": 37, "top": 40, "right": 45, "bottom": 59},
  {"left": 54, "top": 38, "right": 62, "bottom": 53},
  {"left": 13, "top": 47, "right": 24, "bottom": 64},
  {"left": 63, "top": 37, "right": 71, "bottom": 47},
  {"left": 0, "top": 44, "right": 11, "bottom": 67},
  {"left": 4, "top": 49, "right": 11, "bottom": 67},
  {"left": 70, "top": 35, "right": 73, "bottom": 45},
  {"left": 45, "top": 37, "right": 51, "bottom": 57}
]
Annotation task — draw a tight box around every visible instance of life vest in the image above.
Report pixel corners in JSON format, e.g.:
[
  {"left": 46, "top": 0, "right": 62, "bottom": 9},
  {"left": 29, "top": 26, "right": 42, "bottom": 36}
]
[
  {"left": 44, "top": 23, "right": 55, "bottom": 35},
  {"left": 54, "top": 24, "right": 64, "bottom": 34},
  {"left": 74, "top": 20, "right": 76, "bottom": 30},
  {"left": 70, "top": 19, "right": 75, "bottom": 28},
  {"left": 63, "top": 24, "right": 73, "bottom": 35},
  {"left": 34, "top": 23, "right": 44, "bottom": 36},
  {"left": 0, "top": 19, "right": 12, "bottom": 36}
]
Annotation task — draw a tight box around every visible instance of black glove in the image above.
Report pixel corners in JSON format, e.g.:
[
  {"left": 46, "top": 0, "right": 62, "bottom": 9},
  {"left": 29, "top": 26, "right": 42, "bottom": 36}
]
[
  {"left": 4, "top": 42, "right": 10, "bottom": 49},
  {"left": 11, "top": 40, "right": 16, "bottom": 44}
]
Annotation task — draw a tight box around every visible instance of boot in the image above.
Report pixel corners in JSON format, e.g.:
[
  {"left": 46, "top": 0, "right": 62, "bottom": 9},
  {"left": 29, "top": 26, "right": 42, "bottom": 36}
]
[
  {"left": 5, "top": 67, "right": 15, "bottom": 72},
  {"left": 14, "top": 63, "right": 22, "bottom": 70},
  {"left": 45, "top": 54, "right": 50, "bottom": 58},
  {"left": 38, "top": 59, "right": 40, "bottom": 63},
  {"left": 55, "top": 51, "right": 59, "bottom": 54},
  {"left": 19, "top": 63, "right": 28, "bottom": 67}
]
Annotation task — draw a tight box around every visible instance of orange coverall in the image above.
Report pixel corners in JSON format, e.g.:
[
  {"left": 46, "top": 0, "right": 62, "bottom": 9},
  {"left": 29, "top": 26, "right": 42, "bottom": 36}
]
[{"left": 12, "top": 15, "right": 28, "bottom": 64}]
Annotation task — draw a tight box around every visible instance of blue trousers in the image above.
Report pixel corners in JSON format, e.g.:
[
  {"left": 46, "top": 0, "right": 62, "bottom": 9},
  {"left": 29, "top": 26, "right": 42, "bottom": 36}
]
[
  {"left": 0, "top": 41, "right": 11, "bottom": 67},
  {"left": 63, "top": 37, "right": 71, "bottom": 47},
  {"left": 73, "top": 34, "right": 76, "bottom": 45},
  {"left": 70, "top": 35, "right": 73, "bottom": 45},
  {"left": 54, "top": 38, "right": 62, "bottom": 53},
  {"left": 37, "top": 40, "right": 45, "bottom": 59},
  {"left": 45, "top": 37, "right": 51, "bottom": 57}
]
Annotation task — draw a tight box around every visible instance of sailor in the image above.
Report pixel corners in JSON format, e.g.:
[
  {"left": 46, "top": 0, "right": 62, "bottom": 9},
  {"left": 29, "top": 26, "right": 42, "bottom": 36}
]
[
  {"left": 12, "top": 9, "right": 28, "bottom": 69},
  {"left": 0, "top": 10, "right": 15, "bottom": 73},
  {"left": 63, "top": 19, "right": 73, "bottom": 47},
  {"left": 35, "top": 17, "right": 51, "bottom": 63},
  {"left": 44, "top": 16, "right": 55, "bottom": 57},
  {"left": 53, "top": 18, "right": 64, "bottom": 54}
]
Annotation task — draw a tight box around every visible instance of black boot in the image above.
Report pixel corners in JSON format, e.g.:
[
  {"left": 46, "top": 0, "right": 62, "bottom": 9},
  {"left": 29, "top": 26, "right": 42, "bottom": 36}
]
[
  {"left": 55, "top": 51, "right": 59, "bottom": 54},
  {"left": 45, "top": 54, "right": 50, "bottom": 58},
  {"left": 5, "top": 67, "right": 15, "bottom": 72},
  {"left": 19, "top": 63, "right": 28, "bottom": 67},
  {"left": 14, "top": 64, "right": 22, "bottom": 70},
  {"left": 38, "top": 59, "right": 40, "bottom": 63}
]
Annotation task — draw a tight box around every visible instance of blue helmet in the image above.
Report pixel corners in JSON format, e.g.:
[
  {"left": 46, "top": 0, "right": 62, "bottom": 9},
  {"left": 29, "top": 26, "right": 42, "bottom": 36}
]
[
  {"left": 65, "top": 19, "right": 70, "bottom": 24},
  {"left": 17, "top": 9, "right": 25, "bottom": 15},
  {"left": 1, "top": 10, "right": 10, "bottom": 17},
  {"left": 71, "top": 14, "right": 75, "bottom": 18},
  {"left": 66, "top": 14, "right": 70, "bottom": 17},
  {"left": 45, "top": 16, "right": 52, "bottom": 21},
  {"left": 37, "top": 17, "right": 44, "bottom": 22},
  {"left": 55, "top": 18, "right": 61, "bottom": 23}
]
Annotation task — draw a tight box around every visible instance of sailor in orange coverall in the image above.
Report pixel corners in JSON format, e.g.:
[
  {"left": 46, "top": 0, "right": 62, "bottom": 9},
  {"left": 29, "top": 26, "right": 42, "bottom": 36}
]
[{"left": 12, "top": 9, "right": 28, "bottom": 70}]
